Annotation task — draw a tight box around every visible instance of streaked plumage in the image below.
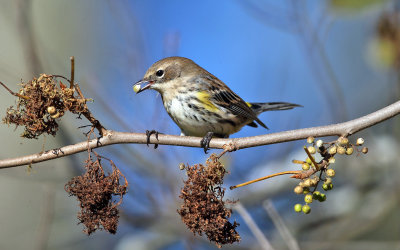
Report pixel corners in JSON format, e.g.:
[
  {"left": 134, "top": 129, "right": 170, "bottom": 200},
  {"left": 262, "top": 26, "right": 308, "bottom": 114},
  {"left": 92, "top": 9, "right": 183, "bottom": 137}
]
[{"left": 134, "top": 57, "right": 300, "bottom": 139}]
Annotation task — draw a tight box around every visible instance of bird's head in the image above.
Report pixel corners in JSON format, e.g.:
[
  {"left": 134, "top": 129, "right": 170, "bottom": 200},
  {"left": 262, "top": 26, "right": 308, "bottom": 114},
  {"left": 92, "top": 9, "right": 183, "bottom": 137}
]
[{"left": 133, "top": 56, "right": 201, "bottom": 94}]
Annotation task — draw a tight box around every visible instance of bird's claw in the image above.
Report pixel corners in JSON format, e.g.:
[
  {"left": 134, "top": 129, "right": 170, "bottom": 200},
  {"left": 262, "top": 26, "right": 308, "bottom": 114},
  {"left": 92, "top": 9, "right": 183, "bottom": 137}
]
[
  {"left": 200, "top": 132, "right": 214, "bottom": 154},
  {"left": 96, "top": 136, "right": 103, "bottom": 147},
  {"left": 146, "top": 130, "right": 159, "bottom": 149}
]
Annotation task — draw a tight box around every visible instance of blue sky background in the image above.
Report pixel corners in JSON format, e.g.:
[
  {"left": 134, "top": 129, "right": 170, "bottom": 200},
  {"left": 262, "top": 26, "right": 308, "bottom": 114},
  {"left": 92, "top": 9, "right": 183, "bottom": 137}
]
[{"left": 0, "top": 1, "right": 399, "bottom": 249}]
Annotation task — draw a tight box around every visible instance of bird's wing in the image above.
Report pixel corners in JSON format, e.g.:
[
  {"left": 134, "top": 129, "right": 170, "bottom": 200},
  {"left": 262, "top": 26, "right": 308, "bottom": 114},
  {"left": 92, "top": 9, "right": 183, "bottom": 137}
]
[
  {"left": 209, "top": 85, "right": 268, "bottom": 129},
  {"left": 191, "top": 74, "right": 268, "bottom": 129}
]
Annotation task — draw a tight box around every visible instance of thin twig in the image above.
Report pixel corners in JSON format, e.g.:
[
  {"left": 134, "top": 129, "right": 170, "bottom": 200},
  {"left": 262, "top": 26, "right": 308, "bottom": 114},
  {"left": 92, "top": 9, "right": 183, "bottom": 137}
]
[
  {"left": 70, "top": 56, "right": 75, "bottom": 89},
  {"left": 69, "top": 56, "right": 105, "bottom": 135},
  {"left": 69, "top": 71, "right": 106, "bottom": 136},
  {"left": 292, "top": 159, "right": 304, "bottom": 164},
  {"left": 0, "top": 81, "right": 29, "bottom": 100},
  {"left": 0, "top": 101, "right": 399, "bottom": 169},
  {"left": 303, "top": 146, "right": 319, "bottom": 170},
  {"left": 230, "top": 171, "right": 300, "bottom": 190},
  {"left": 73, "top": 82, "right": 107, "bottom": 135}
]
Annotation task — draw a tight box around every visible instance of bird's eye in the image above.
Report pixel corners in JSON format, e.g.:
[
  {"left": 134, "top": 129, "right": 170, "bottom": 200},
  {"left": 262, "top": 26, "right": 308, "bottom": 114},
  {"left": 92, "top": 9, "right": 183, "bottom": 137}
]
[{"left": 156, "top": 70, "right": 164, "bottom": 77}]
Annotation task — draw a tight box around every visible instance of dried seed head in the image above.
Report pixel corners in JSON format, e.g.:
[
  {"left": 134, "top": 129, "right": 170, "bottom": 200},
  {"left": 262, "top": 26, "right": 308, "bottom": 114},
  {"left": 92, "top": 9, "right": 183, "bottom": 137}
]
[
  {"left": 3, "top": 74, "right": 88, "bottom": 139},
  {"left": 177, "top": 154, "right": 240, "bottom": 247},
  {"left": 64, "top": 152, "right": 128, "bottom": 235}
]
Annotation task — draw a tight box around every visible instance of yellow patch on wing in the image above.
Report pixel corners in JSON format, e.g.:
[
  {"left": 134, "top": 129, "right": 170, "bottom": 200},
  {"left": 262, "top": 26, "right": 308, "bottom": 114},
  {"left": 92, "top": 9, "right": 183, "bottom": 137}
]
[
  {"left": 246, "top": 102, "right": 252, "bottom": 107},
  {"left": 197, "top": 91, "right": 219, "bottom": 112}
]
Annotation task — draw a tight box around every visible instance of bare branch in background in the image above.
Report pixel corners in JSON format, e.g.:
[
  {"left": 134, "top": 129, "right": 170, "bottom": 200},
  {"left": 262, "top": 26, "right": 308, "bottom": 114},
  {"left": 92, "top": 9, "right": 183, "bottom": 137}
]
[
  {"left": 16, "top": 0, "right": 43, "bottom": 76},
  {"left": 234, "top": 202, "right": 274, "bottom": 250},
  {"left": 263, "top": 200, "right": 300, "bottom": 250},
  {"left": 34, "top": 185, "right": 55, "bottom": 250},
  {"left": 239, "top": 1, "right": 348, "bottom": 121}
]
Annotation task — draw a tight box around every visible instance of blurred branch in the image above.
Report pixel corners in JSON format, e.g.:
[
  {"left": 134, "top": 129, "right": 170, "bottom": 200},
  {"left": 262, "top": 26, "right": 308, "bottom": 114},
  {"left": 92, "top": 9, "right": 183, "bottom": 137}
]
[
  {"left": 237, "top": 0, "right": 295, "bottom": 32},
  {"left": 263, "top": 200, "right": 300, "bottom": 250},
  {"left": 234, "top": 202, "right": 274, "bottom": 250},
  {"left": 240, "top": 1, "right": 347, "bottom": 121},
  {"left": 0, "top": 100, "right": 400, "bottom": 169},
  {"left": 16, "top": 0, "right": 43, "bottom": 76},
  {"left": 34, "top": 185, "right": 55, "bottom": 250}
]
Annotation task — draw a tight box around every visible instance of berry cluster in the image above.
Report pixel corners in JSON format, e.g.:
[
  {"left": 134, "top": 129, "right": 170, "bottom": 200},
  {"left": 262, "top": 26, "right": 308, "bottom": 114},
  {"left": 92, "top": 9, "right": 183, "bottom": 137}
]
[{"left": 293, "top": 136, "right": 368, "bottom": 214}]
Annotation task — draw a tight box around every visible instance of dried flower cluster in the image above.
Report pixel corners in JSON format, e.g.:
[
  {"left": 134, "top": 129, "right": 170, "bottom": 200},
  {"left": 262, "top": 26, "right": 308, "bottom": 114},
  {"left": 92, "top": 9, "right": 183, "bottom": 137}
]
[
  {"left": 2, "top": 74, "right": 88, "bottom": 139},
  {"left": 178, "top": 154, "right": 240, "bottom": 248},
  {"left": 65, "top": 152, "right": 128, "bottom": 235}
]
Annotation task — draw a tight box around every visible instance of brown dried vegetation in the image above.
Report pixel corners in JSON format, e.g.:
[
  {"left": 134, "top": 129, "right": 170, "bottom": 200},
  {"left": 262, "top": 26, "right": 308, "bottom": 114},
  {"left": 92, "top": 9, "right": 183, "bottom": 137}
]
[
  {"left": 65, "top": 151, "right": 128, "bottom": 235},
  {"left": 178, "top": 154, "right": 240, "bottom": 248},
  {"left": 2, "top": 74, "right": 88, "bottom": 139}
]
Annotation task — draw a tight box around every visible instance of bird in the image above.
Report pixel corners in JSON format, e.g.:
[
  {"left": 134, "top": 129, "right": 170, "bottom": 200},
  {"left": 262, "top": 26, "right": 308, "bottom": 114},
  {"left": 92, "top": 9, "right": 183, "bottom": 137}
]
[{"left": 133, "top": 57, "right": 301, "bottom": 153}]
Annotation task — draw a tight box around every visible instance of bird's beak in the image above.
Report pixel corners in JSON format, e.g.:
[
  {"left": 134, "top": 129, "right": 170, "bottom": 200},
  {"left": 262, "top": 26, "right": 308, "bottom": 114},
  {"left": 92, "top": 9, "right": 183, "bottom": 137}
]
[{"left": 133, "top": 79, "right": 154, "bottom": 94}]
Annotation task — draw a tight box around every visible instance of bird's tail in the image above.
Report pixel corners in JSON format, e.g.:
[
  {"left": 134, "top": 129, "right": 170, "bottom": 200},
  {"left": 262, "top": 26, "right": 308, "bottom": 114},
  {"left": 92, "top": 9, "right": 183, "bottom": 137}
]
[{"left": 249, "top": 102, "right": 302, "bottom": 115}]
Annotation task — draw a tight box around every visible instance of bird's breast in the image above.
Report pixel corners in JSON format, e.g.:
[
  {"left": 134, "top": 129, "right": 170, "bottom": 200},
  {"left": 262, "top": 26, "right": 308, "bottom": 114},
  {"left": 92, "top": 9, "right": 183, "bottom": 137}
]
[{"left": 163, "top": 95, "right": 249, "bottom": 137}]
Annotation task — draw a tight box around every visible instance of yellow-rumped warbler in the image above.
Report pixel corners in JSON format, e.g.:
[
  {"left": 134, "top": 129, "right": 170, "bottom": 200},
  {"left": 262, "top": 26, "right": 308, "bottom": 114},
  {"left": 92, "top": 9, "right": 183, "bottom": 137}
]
[{"left": 134, "top": 57, "right": 301, "bottom": 152}]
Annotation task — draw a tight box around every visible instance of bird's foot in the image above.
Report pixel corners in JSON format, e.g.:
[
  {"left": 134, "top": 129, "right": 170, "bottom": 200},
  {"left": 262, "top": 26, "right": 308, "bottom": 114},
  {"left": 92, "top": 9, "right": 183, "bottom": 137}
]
[
  {"left": 200, "top": 132, "right": 214, "bottom": 154},
  {"left": 146, "top": 130, "right": 160, "bottom": 149}
]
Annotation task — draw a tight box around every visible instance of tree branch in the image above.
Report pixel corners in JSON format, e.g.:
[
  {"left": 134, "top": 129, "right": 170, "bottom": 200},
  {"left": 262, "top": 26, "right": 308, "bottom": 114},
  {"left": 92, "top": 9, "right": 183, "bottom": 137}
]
[{"left": 1, "top": 101, "right": 399, "bottom": 169}]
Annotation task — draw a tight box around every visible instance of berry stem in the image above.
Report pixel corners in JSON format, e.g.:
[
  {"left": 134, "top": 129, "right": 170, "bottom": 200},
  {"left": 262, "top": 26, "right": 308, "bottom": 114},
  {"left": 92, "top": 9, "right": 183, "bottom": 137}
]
[
  {"left": 230, "top": 170, "right": 300, "bottom": 190},
  {"left": 304, "top": 146, "right": 320, "bottom": 170}
]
